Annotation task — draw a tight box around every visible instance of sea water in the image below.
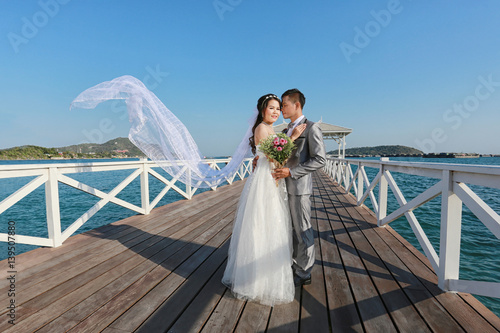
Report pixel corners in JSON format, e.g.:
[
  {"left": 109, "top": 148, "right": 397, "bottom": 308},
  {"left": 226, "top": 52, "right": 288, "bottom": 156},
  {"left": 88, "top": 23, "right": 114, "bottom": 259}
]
[{"left": 0, "top": 157, "right": 499, "bottom": 317}]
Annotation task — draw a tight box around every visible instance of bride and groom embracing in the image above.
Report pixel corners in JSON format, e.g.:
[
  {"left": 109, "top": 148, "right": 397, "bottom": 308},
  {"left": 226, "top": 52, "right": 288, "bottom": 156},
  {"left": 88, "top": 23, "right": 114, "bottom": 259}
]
[
  {"left": 70, "top": 77, "right": 325, "bottom": 307},
  {"left": 222, "top": 89, "right": 326, "bottom": 306}
]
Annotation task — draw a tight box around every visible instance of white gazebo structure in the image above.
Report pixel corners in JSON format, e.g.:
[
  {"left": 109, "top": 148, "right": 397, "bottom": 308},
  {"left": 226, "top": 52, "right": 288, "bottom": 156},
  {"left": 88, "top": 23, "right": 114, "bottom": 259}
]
[{"left": 273, "top": 119, "right": 352, "bottom": 158}]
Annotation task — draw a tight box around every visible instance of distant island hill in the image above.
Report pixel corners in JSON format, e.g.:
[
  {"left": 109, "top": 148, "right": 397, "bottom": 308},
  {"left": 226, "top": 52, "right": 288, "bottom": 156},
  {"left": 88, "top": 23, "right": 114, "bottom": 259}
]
[
  {"left": 0, "top": 138, "right": 145, "bottom": 160},
  {"left": 328, "top": 145, "right": 499, "bottom": 158},
  {"left": 0, "top": 139, "right": 497, "bottom": 160}
]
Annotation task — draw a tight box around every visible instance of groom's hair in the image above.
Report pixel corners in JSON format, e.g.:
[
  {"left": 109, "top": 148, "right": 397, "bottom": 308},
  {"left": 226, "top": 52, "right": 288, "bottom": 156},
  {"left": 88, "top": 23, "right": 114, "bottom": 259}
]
[{"left": 282, "top": 89, "right": 305, "bottom": 109}]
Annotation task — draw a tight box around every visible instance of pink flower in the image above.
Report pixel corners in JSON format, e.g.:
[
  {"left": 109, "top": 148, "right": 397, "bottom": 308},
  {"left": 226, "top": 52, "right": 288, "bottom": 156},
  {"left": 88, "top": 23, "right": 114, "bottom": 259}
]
[
  {"left": 274, "top": 138, "right": 280, "bottom": 145},
  {"left": 277, "top": 146, "right": 283, "bottom": 151},
  {"left": 280, "top": 138, "right": 287, "bottom": 145}
]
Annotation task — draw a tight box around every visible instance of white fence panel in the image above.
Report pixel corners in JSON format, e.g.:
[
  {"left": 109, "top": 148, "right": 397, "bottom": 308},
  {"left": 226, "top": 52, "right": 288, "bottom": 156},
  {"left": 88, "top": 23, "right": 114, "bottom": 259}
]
[
  {"left": 323, "top": 157, "right": 500, "bottom": 299},
  {"left": 0, "top": 158, "right": 252, "bottom": 248}
]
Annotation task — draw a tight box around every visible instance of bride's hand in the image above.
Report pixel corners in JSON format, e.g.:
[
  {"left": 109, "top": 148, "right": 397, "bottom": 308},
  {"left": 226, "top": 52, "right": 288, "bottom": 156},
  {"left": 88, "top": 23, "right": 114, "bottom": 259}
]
[{"left": 290, "top": 123, "right": 306, "bottom": 141}]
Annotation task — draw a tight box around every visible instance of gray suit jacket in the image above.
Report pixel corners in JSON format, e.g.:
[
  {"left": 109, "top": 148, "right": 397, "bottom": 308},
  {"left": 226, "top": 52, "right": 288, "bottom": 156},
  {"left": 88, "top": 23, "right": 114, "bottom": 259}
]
[{"left": 284, "top": 118, "right": 326, "bottom": 195}]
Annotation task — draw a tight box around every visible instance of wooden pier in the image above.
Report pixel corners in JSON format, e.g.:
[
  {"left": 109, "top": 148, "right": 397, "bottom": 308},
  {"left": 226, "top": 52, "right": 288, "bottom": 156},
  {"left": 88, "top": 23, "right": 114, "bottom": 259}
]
[{"left": 1, "top": 171, "right": 499, "bottom": 332}]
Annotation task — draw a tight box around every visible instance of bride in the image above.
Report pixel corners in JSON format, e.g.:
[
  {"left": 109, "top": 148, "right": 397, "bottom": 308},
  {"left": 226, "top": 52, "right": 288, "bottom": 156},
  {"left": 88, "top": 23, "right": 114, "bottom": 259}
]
[
  {"left": 222, "top": 94, "right": 305, "bottom": 306},
  {"left": 70, "top": 77, "right": 304, "bottom": 306}
]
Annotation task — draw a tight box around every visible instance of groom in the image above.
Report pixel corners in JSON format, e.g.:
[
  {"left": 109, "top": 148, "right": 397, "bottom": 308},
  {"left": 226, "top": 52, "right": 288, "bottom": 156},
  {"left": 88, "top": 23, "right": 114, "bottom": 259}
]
[{"left": 273, "top": 88, "right": 326, "bottom": 286}]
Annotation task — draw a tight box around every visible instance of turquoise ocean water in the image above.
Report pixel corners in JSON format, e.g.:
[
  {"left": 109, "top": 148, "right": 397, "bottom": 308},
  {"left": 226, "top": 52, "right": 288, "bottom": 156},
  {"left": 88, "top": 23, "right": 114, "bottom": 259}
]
[{"left": 0, "top": 157, "right": 499, "bottom": 317}]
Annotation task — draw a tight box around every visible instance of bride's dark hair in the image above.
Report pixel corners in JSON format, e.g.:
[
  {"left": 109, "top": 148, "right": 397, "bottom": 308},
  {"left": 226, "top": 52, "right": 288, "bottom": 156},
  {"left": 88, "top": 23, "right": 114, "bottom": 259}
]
[{"left": 249, "top": 94, "right": 281, "bottom": 155}]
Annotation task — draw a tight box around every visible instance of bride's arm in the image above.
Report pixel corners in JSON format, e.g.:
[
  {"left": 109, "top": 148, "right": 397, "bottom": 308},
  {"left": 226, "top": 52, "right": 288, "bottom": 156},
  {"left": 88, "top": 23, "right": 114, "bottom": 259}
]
[
  {"left": 254, "top": 124, "right": 272, "bottom": 146},
  {"left": 289, "top": 123, "right": 307, "bottom": 141},
  {"left": 251, "top": 125, "right": 268, "bottom": 171}
]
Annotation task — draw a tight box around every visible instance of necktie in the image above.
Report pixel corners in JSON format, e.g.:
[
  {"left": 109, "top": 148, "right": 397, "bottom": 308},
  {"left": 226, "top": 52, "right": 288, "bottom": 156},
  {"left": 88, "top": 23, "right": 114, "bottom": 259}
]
[{"left": 284, "top": 122, "right": 294, "bottom": 134}]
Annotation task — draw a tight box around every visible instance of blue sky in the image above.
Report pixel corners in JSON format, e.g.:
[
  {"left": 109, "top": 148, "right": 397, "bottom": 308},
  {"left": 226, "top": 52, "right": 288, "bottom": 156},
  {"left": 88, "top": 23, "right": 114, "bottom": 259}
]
[{"left": 1, "top": 0, "right": 500, "bottom": 155}]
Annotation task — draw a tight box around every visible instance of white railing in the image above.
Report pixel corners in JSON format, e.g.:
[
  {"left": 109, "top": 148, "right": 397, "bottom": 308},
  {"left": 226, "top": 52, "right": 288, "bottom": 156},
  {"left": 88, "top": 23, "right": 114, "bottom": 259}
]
[
  {"left": 323, "top": 157, "right": 500, "bottom": 299},
  {"left": 0, "top": 158, "right": 252, "bottom": 248}
]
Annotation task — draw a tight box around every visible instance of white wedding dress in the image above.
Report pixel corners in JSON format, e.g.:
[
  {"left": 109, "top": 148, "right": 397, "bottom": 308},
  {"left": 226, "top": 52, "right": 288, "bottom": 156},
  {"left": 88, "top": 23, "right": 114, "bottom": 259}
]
[
  {"left": 69, "top": 75, "right": 294, "bottom": 305},
  {"left": 222, "top": 147, "right": 295, "bottom": 306}
]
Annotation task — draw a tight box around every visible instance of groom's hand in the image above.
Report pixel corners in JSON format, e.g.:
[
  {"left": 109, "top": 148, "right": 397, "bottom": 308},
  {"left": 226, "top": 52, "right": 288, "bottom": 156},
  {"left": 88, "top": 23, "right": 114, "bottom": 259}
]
[{"left": 273, "top": 167, "right": 291, "bottom": 180}]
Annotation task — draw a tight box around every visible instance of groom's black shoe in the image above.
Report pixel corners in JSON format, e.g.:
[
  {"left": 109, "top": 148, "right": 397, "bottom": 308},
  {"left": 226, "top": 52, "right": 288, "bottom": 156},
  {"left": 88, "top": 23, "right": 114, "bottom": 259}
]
[{"left": 294, "top": 275, "right": 311, "bottom": 287}]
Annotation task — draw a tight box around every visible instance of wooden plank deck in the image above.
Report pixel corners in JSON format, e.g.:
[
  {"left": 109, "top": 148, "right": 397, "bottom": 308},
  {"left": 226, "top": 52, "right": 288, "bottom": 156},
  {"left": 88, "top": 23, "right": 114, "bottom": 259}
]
[{"left": 1, "top": 171, "right": 499, "bottom": 332}]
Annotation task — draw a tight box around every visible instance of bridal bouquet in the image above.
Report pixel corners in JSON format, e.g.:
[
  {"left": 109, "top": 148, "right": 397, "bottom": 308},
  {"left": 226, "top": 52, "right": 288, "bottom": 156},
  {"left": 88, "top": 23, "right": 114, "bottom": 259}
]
[{"left": 259, "top": 133, "right": 296, "bottom": 185}]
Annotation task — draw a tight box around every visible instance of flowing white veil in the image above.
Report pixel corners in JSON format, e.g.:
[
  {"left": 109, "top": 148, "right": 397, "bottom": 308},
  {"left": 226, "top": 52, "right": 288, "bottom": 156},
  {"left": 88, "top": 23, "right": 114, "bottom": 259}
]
[{"left": 70, "top": 75, "right": 257, "bottom": 188}]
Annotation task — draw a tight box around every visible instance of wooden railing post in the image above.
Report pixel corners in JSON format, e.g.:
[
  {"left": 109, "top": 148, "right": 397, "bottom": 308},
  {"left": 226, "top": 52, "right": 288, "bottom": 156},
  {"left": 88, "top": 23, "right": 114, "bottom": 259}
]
[
  {"left": 224, "top": 161, "right": 234, "bottom": 185},
  {"left": 332, "top": 161, "right": 337, "bottom": 182},
  {"left": 438, "top": 170, "right": 463, "bottom": 290},
  {"left": 345, "top": 161, "right": 351, "bottom": 190},
  {"left": 378, "top": 158, "right": 389, "bottom": 226},
  {"left": 357, "top": 165, "right": 364, "bottom": 203},
  {"left": 328, "top": 160, "right": 334, "bottom": 179},
  {"left": 45, "top": 167, "right": 62, "bottom": 247},
  {"left": 336, "top": 161, "right": 342, "bottom": 184},
  {"left": 341, "top": 161, "right": 346, "bottom": 187},
  {"left": 186, "top": 168, "right": 193, "bottom": 199},
  {"left": 140, "top": 159, "right": 150, "bottom": 215}
]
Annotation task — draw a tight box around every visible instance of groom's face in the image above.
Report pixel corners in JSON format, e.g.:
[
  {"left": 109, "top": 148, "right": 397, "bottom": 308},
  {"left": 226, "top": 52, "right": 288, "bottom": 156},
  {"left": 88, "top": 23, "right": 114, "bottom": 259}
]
[{"left": 281, "top": 96, "right": 298, "bottom": 120}]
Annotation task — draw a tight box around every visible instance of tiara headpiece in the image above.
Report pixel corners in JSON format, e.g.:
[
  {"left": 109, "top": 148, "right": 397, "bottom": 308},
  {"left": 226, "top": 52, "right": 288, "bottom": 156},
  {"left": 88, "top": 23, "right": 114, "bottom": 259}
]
[
  {"left": 263, "top": 94, "right": 278, "bottom": 101},
  {"left": 260, "top": 94, "right": 279, "bottom": 109}
]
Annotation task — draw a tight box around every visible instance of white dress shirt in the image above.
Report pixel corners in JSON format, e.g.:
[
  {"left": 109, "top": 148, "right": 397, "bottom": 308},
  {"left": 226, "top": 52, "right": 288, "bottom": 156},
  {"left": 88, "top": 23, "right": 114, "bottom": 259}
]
[{"left": 286, "top": 115, "right": 305, "bottom": 137}]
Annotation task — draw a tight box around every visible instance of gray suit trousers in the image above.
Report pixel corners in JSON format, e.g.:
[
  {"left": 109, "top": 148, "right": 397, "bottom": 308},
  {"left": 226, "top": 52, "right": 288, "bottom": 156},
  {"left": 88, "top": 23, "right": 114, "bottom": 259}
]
[{"left": 288, "top": 194, "right": 315, "bottom": 279}]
